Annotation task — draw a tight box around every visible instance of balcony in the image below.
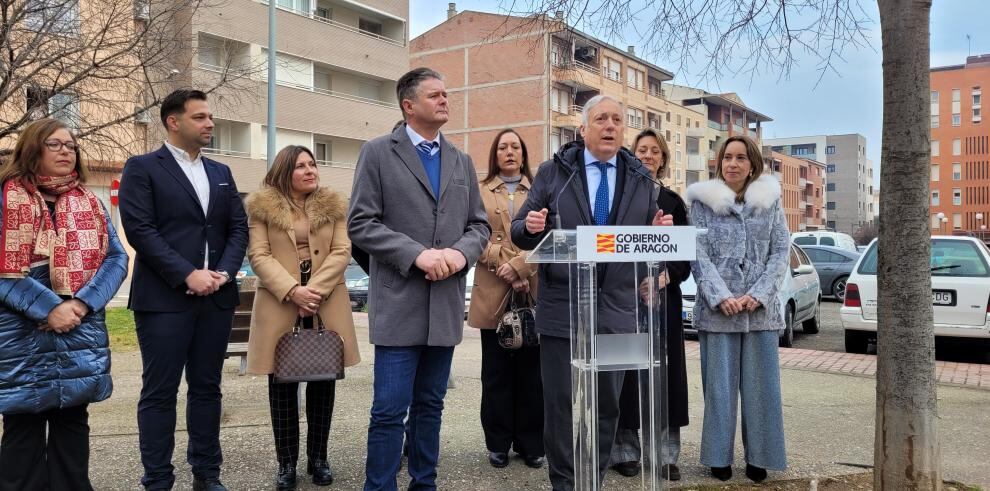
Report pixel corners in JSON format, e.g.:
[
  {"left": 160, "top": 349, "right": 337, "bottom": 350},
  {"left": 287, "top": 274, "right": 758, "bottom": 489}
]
[
  {"left": 204, "top": 120, "right": 252, "bottom": 158},
  {"left": 553, "top": 60, "right": 600, "bottom": 91},
  {"left": 686, "top": 127, "right": 706, "bottom": 138},
  {"left": 687, "top": 154, "right": 706, "bottom": 171},
  {"left": 553, "top": 105, "right": 583, "bottom": 129},
  {"left": 799, "top": 177, "right": 808, "bottom": 187},
  {"left": 261, "top": 0, "right": 405, "bottom": 46},
  {"left": 708, "top": 120, "right": 728, "bottom": 131}
]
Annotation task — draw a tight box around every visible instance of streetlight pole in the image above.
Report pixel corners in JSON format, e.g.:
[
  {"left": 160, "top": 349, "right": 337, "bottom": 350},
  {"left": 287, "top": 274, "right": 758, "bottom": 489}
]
[
  {"left": 936, "top": 212, "right": 945, "bottom": 235},
  {"left": 266, "top": 0, "right": 276, "bottom": 169}
]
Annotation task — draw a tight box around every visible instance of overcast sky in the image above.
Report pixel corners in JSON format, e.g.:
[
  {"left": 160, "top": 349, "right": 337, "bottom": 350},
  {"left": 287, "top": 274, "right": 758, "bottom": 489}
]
[{"left": 408, "top": 1, "right": 989, "bottom": 188}]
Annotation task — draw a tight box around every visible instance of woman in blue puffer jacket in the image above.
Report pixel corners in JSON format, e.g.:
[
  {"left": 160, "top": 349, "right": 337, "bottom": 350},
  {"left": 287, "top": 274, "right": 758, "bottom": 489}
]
[{"left": 0, "top": 118, "right": 129, "bottom": 491}]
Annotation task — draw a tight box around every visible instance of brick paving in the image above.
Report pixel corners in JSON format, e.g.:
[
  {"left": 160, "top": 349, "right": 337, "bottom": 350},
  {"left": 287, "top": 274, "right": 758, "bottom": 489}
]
[{"left": 684, "top": 340, "right": 990, "bottom": 390}]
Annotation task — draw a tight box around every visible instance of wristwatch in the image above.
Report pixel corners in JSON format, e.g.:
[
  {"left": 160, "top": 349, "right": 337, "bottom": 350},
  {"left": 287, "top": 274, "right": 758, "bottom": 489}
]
[{"left": 217, "top": 270, "right": 231, "bottom": 284}]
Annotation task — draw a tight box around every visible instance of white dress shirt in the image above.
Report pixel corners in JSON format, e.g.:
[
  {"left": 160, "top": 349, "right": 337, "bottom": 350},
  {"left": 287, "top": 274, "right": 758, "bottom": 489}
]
[
  {"left": 583, "top": 148, "right": 617, "bottom": 213},
  {"left": 405, "top": 124, "right": 441, "bottom": 156},
  {"left": 164, "top": 141, "right": 210, "bottom": 268}
]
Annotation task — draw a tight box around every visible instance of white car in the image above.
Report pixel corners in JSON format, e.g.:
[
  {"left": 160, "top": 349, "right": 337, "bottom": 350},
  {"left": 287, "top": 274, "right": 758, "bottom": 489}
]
[
  {"left": 841, "top": 236, "right": 990, "bottom": 353},
  {"left": 682, "top": 243, "right": 822, "bottom": 347},
  {"left": 792, "top": 231, "right": 859, "bottom": 253}
]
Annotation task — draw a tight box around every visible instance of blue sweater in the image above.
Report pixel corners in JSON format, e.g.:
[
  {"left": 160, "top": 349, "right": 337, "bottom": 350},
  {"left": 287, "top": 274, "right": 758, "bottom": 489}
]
[{"left": 418, "top": 148, "right": 441, "bottom": 198}]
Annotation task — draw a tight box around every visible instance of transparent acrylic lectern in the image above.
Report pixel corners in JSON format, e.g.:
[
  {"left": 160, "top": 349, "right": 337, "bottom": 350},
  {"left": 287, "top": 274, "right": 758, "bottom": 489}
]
[{"left": 527, "top": 227, "right": 682, "bottom": 491}]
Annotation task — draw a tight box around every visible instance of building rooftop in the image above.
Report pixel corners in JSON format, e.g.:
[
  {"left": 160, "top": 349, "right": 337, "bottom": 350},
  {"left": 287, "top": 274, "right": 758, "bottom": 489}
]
[
  {"left": 931, "top": 53, "right": 990, "bottom": 72},
  {"left": 681, "top": 92, "right": 773, "bottom": 122}
]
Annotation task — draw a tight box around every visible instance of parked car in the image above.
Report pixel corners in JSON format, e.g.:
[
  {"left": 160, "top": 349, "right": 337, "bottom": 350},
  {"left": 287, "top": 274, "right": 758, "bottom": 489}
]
[
  {"left": 236, "top": 257, "right": 255, "bottom": 285},
  {"left": 799, "top": 245, "right": 861, "bottom": 301},
  {"left": 348, "top": 276, "right": 369, "bottom": 311},
  {"left": 792, "top": 231, "right": 858, "bottom": 253},
  {"left": 841, "top": 236, "right": 990, "bottom": 354},
  {"left": 345, "top": 258, "right": 366, "bottom": 284},
  {"left": 682, "top": 243, "right": 821, "bottom": 347}
]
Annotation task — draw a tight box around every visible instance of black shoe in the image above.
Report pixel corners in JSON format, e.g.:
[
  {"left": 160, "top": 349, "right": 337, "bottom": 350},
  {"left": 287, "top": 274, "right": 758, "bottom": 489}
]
[
  {"left": 745, "top": 464, "right": 767, "bottom": 483},
  {"left": 307, "top": 460, "right": 334, "bottom": 486},
  {"left": 711, "top": 466, "right": 732, "bottom": 481},
  {"left": 192, "top": 478, "right": 228, "bottom": 491},
  {"left": 661, "top": 464, "right": 681, "bottom": 481},
  {"left": 276, "top": 463, "right": 297, "bottom": 491},
  {"left": 521, "top": 455, "right": 545, "bottom": 469},
  {"left": 611, "top": 461, "right": 640, "bottom": 477},
  {"left": 488, "top": 451, "right": 509, "bottom": 468}
]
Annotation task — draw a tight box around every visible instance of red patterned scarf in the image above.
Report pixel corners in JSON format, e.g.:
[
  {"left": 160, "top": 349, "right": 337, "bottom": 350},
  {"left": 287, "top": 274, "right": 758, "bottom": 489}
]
[{"left": 0, "top": 172, "right": 108, "bottom": 295}]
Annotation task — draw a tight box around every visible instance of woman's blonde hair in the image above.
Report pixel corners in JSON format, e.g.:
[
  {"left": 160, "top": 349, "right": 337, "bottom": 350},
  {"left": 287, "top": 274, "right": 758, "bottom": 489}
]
[
  {"left": 0, "top": 118, "right": 89, "bottom": 185},
  {"left": 714, "top": 135, "right": 764, "bottom": 202},
  {"left": 633, "top": 128, "right": 670, "bottom": 179}
]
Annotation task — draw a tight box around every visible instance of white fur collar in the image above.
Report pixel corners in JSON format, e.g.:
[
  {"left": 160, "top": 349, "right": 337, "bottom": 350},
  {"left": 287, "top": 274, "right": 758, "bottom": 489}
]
[{"left": 686, "top": 174, "right": 781, "bottom": 215}]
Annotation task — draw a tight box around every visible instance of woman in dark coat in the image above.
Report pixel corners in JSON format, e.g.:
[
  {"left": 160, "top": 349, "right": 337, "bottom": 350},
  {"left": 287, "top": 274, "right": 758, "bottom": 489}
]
[
  {"left": 611, "top": 128, "right": 690, "bottom": 481},
  {"left": 0, "top": 118, "right": 129, "bottom": 490}
]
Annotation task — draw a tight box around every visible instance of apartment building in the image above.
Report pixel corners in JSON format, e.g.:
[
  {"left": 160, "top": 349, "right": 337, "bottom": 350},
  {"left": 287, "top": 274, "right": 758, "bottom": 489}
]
[
  {"left": 409, "top": 7, "right": 709, "bottom": 196},
  {"left": 765, "top": 134, "right": 873, "bottom": 235},
  {"left": 929, "top": 54, "right": 990, "bottom": 238},
  {"left": 764, "top": 150, "right": 827, "bottom": 232},
  {"left": 183, "top": 0, "right": 410, "bottom": 195},
  {"left": 664, "top": 84, "right": 772, "bottom": 177}
]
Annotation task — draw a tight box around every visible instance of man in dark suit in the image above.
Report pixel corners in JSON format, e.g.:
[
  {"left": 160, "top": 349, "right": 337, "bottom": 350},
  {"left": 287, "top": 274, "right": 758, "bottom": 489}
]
[
  {"left": 511, "top": 95, "right": 672, "bottom": 491},
  {"left": 119, "top": 89, "right": 248, "bottom": 491}
]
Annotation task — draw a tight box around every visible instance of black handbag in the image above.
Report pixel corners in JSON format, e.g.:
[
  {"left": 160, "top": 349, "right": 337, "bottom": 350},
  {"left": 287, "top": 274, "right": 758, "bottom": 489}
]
[{"left": 495, "top": 290, "right": 539, "bottom": 349}]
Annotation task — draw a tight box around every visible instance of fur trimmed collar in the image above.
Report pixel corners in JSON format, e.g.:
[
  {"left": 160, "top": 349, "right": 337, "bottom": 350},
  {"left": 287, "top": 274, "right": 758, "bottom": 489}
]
[
  {"left": 245, "top": 186, "right": 346, "bottom": 231},
  {"left": 685, "top": 174, "right": 781, "bottom": 216}
]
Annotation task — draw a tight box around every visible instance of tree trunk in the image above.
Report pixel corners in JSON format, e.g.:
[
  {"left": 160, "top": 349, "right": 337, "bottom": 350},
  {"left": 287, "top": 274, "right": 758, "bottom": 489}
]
[{"left": 875, "top": 1, "right": 941, "bottom": 489}]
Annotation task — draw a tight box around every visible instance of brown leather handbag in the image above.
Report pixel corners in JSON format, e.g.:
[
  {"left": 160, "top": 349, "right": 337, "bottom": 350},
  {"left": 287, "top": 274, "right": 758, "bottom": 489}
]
[{"left": 273, "top": 313, "right": 345, "bottom": 383}]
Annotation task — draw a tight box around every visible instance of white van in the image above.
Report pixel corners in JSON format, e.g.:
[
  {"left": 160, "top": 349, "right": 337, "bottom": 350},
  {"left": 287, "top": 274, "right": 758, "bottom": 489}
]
[{"left": 792, "top": 231, "right": 858, "bottom": 252}]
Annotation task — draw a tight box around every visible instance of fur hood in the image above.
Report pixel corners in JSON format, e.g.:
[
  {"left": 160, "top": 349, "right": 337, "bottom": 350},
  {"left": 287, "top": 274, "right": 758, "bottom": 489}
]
[
  {"left": 685, "top": 174, "right": 781, "bottom": 216},
  {"left": 245, "top": 186, "right": 346, "bottom": 231}
]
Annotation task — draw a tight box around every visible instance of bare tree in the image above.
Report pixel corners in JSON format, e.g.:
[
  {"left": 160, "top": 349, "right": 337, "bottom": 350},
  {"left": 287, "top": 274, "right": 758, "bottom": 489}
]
[
  {"left": 0, "top": 0, "right": 259, "bottom": 164},
  {"left": 501, "top": 0, "right": 939, "bottom": 488}
]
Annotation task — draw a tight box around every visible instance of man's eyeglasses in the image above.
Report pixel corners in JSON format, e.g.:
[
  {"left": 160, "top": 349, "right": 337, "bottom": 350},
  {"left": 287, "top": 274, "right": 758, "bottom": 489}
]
[{"left": 44, "top": 140, "right": 78, "bottom": 152}]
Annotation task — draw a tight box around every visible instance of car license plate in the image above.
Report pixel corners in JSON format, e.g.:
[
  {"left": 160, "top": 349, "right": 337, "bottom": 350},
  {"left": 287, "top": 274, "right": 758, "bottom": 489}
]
[
  {"left": 932, "top": 290, "right": 955, "bottom": 306},
  {"left": 682, "top": 310, "right": 693, "bottom": 322}
]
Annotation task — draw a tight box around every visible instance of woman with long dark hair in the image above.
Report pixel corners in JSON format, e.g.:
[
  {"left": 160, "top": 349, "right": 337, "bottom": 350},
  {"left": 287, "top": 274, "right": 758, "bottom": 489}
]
[
  {"left": 467, "top": 129, "right": 544, "bottom": 469},
  {"left": 0, "top": 118, "right": 128, "bottom": 490},
  {"left": 245, "top": 145, "right": 361, "bottom": 490}
]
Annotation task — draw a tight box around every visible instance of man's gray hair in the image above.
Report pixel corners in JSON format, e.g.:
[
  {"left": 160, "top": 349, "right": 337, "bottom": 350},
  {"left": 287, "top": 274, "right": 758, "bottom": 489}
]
[
  {"left": 396, "top": 67, "right": 444, "bottom": 114},
  {"left": 581, "top": 95, "right": 624, "bottom": 126}
]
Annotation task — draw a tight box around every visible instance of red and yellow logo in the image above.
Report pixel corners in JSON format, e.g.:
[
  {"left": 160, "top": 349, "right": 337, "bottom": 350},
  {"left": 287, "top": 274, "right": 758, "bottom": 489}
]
[{"left": 596, "top": 233, "right": 616, "bottom": 253}]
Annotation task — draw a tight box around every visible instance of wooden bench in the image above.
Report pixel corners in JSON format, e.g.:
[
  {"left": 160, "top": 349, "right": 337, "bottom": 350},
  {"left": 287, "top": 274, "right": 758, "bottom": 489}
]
[{"left": 227, "top": 285, "right": 255, "bottom": 375}]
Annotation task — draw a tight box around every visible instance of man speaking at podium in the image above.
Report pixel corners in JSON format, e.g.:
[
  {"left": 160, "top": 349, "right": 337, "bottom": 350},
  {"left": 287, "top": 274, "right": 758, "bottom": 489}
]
[{"left": 511, "top": 94, "right": 673, "bottom": 490}]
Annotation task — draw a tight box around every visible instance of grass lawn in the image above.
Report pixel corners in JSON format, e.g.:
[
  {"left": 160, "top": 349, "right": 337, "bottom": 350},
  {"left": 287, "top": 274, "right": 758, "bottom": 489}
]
[{"left": 106, "top": 307, "right": 138, "bottom": 351}]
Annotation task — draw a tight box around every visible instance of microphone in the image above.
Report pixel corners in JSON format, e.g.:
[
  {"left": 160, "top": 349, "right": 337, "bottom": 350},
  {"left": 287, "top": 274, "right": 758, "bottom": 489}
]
[
  {"left": 550, "top": 164, "right": 579, "bottom": 231},
  {"left": 629, "top": 163, "right": 665, "bottom": 188}
]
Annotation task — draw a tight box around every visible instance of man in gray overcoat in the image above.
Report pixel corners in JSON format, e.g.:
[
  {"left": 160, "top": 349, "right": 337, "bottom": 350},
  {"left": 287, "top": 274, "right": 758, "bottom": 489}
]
[{"left": 347, "top": 67, "right": 490, "bottom": 491}]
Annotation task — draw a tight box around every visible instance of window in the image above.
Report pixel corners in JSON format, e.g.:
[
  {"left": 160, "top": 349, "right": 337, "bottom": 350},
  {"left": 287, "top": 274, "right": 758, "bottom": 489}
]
[
  {"left": 626, "top": 67, "right": 644, "bottom": 90},
  {"left": 931, "top": 115, "right": 939, "bottom": 128},
  {"left": 953, "top": 213, "right": 962, "bottom": 230},
  {"left": 277, "top": 0, "right": 310, "bottom": 13},
  {"left": 975, "top": 107, "right": 982, "bottom": 122},
  {"left": 358, "top": 17, "right": 383, "bottom": 36},
  {"left": 952, "top": 88, "right": 961, "bottom": 111},
  {"left": 550, "top": 132, "right": 561, "bottom": 152},
  {"left": 603, "top": 58, "right": 621, "bottom": 82},
  {"left": 134, "top": 0, "right": 149, "bottom": 20},
  {"left": 665, "top": 130, "right": 671, "bottom": 141},
  {"left": 826, "top": 202, "right": 836, "bottom": 210},
  {"left": 676, "top": 114, "right": 682, "bottom": 126},
  {"left": 314, "top": 141, "right": 331, "bottom": 162},
  {"left": 24, "top": 0, "right": 80, "bottom": 33},
  {"left": 261, "top": 50, "right": 312, "bottom": 89},
  {"left": 932, "top": 215, "right": 940, "bottom": 230},
  {"left": 551, "top": 87, "right": 569, "bottom": 114},
  {"left": 952, "top": 163, "right": 961, "bottom": 180},
  {"left": 931, "top": 164, "right": 939, "bottom": 181},
  {"left": 315, "top": 6, "right": 331, "bottom": 19},
  {"left": 931, "top": 90, "right": 939, "bottom": 104},
  {"left": 826, "top": 164, "right": 836, "bottom": 173},
  {"left": 953, "top": 188, "right": 961, "bottom": 205},
  {"left": 626, "top": 107, "right": 644, "bottom": 129},
  {"left": 827, "top": 220, "right": 836, "bottom": 230},
  {"left": 665, "top": 112, "right": 671, "bottom": 122},
  {"left": 931, "top": 190, "right": 940, "bottom": 206},
  {"left": 26, "top": 87, "right": 79, "bottom": 128},
  {"left": 551, "top": 43, "right": 569, "bottom": 66},
  {"left": 676, "top": 132, "right": 681, "bottom": 144},
  {"left": 952, "top": 114, "right": 961, "bottom": 126},
  {"left": 932, "top": 140, "right": 939, "bottom": 156},
  {"left": 675, "top": 150, "right": 682, "bottom": 163},
  {"left": 953, "top": 138, "right": 961, "bottom": 155},
  {"left": 826, "top": 145, "right": 835, "bottom": 155},
  {"left": 974, "top": 93, "right": 982, "bottom": 106},
  {"left": 826, "top": 183, "right": 836, "bottom": 191}
]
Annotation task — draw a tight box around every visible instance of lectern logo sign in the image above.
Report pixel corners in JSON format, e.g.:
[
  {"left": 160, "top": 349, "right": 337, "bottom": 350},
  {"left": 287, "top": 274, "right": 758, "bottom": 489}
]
[{"left": 596, "top": 233, "right": 616, "bottom": 253}]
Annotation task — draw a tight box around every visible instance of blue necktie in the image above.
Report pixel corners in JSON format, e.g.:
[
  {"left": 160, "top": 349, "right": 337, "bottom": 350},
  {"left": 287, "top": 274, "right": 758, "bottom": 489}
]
[
  {"left": 593, "top": 162, "right": 610, "bottom": 225},
  {"left": 416, "top": 141, "right": 436, "bottom": 157}
]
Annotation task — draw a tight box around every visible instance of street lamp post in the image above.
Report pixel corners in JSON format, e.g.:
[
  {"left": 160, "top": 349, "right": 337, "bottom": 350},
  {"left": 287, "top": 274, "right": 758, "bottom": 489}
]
[
  {"left": 936, "top": 212, "right": 946, "bottom": 235},
  {"left": 941, "top": 217, "right": 948, "bottom": 235}
]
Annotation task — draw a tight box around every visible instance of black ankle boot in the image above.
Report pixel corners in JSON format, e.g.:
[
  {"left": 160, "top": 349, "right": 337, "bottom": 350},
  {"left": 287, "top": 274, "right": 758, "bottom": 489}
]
[
  {"left": 711, "top": 466, "right": 732, "bottom": 481},
  {"left": 745, "top": 464, "right": 767, "bottom": 483},
  {"left": 275, "top": 463, "right": 296, "bottom": 491},
  {"left": 307, "top": 460, "right": 334, "bottom": 486}
]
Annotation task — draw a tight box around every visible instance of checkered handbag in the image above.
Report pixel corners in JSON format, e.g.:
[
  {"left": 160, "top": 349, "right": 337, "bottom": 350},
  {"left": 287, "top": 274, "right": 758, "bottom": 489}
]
[{"left": 273, "top": 314, "right": 345, "bottom": 383}]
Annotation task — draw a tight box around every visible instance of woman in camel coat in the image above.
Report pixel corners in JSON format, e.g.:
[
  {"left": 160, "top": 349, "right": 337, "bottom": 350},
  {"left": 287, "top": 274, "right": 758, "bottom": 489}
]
[
  {"left": 245, "top": 145, "right": 359, "bottom": 489},
  {"left": 467, "top": 129, "right": 543, "bottom": 470}
]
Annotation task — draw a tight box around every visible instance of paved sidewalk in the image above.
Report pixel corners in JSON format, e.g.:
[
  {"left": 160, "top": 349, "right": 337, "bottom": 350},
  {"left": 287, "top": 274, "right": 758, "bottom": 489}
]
[{"left": 684, "top": 341, "right": 990, "bottom": 389}]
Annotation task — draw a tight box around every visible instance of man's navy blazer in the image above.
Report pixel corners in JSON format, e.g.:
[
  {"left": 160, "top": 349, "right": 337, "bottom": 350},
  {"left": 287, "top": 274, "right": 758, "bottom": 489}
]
[{"left": 119, "top": 145, "right": 248, "bottom": 312}]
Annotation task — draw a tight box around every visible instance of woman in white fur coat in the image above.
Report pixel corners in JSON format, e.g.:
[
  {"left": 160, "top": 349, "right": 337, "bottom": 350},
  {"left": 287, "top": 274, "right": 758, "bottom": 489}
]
[{"left": 685, "top": 135, "right": 789, "bottom": 483}]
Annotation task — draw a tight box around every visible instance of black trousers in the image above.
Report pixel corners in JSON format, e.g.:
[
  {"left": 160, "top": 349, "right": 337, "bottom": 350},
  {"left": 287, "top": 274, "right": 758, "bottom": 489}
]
[
  {"left": 479, "top": 329, "right": 544, "bottom": 456},
  {"left": 540, "top": 335, "right": 624, "bottom": 491},
  {"left": 0, "top": 404, "right": 92, "bottom": 491},
  {"left": 135, "top": 300, "right": 234, "bottom": 490},
  {"left": 267, "top": 375, "right": 337, "bottom": 467}
]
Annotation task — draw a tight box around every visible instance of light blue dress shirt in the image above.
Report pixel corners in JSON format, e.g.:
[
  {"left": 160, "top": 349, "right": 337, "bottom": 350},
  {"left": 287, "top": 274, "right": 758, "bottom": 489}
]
[{"left": 583, "top": 148, "right": 617, "bottom": 213}]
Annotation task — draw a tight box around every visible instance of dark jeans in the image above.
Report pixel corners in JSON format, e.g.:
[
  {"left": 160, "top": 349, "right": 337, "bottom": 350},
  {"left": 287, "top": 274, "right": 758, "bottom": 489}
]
[
  {"left": 540, "top": 335, "right": 624, "bottom": 491},
  {"left": 135, "top": 302, "right": 234, "bottom": 489},
  {"left": 364, "top": 345, "right": 454, "bottom": 491},
  {"left": 268, "top": 375, "right": 337, "bottom": 467},
  {"left": 0, "top": 404, "right": 92, "bottom": 491},
  {"left": 480, "top": 329, "right": 544, "bottom": 456}
]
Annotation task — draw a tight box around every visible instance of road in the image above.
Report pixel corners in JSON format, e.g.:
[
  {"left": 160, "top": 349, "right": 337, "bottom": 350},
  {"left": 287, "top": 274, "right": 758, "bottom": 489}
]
[{"left": 791, "top": 299, "right": 990, "bottom": 364}]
